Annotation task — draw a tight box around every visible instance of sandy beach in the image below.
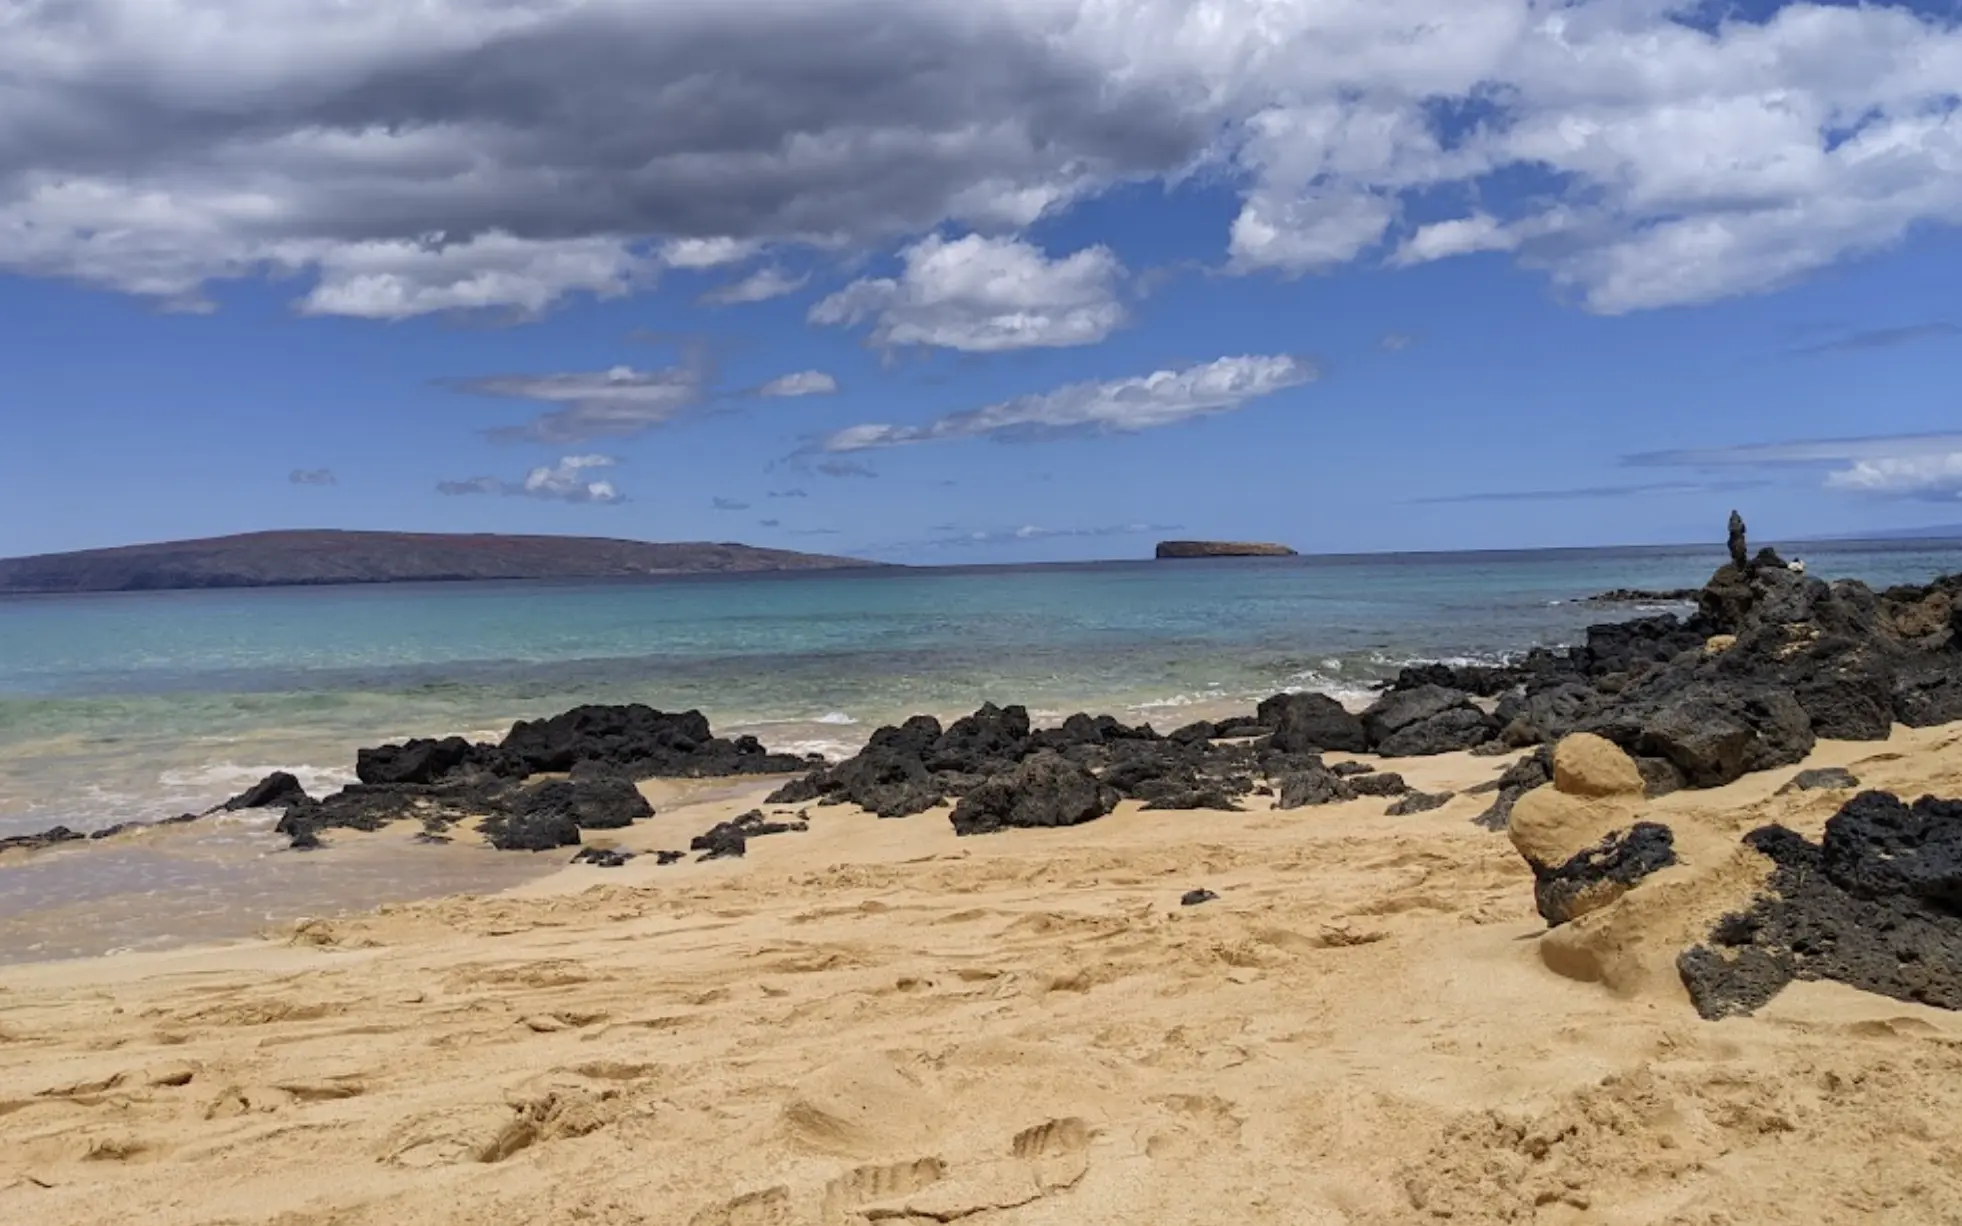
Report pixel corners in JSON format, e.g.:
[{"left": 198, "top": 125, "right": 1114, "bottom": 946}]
[{"left": 6, "top": 725, "right": 1962, "bottom": 1225}]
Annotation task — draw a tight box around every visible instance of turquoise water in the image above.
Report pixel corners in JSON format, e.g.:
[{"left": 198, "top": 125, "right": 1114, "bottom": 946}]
[
  {"left": 4, "top": 537, "right": 1962, "bottom": 961},
  {"left": 6, "top": 539, "right": 1962, "bottom": 841}
]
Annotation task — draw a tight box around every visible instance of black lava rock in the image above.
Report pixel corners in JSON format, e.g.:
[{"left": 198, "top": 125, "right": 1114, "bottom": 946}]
[
  {"left": 950, "top": 752, "right": 1111, "bottom": 836},
  {"left": 1349, "top": 772, "right": 1410, "bottom": 798},
  {"left": 1679, "top": 793, "right": 1962, "bottom": 1018},
  {"left": 1259, "top": 692, "right": 1368, "bottom": 755},
  {"left": 1532, "top": 822, "right": 1677, "bottom": 926},
  {"left": 1778, "top": 767, "right": 1862, "bottom": 794},
  {"left": 517, "top": 777, "right": 653, "bottom": 830},
  {"left": 219, "top": 771, "right": 311, "bottom": 812},
  {"left": 481, "top": 807, "right": 581, "bottom": 852},
  {"left": 1388, "top": 791, "right": 1454, "bottom": 816},
  {"left": 1275, "top": 766, "right": 1356, "bottom": 810},
  {"left": 572, "top": 847, "right": 635, "bottom": 867},
  {"left": 1180, "top": 889, "right": 1220, "bottom": 907}
]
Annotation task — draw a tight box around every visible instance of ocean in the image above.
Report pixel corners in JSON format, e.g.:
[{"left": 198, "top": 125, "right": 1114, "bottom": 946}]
[{"left": 4, "top": 537, "right": 1961, "bottom": 961}]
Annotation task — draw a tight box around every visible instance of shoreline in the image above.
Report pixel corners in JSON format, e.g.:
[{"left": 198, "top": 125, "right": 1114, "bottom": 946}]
[
  {"left": 5, "top": 725, "right": 1962, "bottom": 1223},
  {"left": 9, "top": 529, "right": 1962, "bottom": 1219}
]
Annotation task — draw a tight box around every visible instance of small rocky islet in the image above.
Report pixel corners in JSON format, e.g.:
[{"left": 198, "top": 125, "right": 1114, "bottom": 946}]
[{"left": 10, "top": 514, "right": 1962, "bottom": 1019}]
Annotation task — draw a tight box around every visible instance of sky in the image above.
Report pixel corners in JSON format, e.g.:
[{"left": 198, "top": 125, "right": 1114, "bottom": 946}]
[{"left": 3, "top": 0, "right": 1962, "bottom": 565}]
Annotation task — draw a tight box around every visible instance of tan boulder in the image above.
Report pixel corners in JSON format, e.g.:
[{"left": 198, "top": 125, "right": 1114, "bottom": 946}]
[
  {"left": 1507, "top": 787, "right": 1638, "bottom": 871},
  {"left": 1705, "top": 634, "right": 1737, "bottom": 655},
  {"left": 1551, "top": 733, "right": 1645, "bottom": 799}
]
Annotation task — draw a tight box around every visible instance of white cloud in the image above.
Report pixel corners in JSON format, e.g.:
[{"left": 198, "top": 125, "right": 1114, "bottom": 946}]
[
  {"left": 810, "top": 234, "right": 1127, "bottom": 351},
  {"left": 660, "top": 238, "right": 762, "bottom": 270},
  {"left": 3, "top": 2, "right": 1962, "bottom": 316},
  {"left": 1630, "top": 430, "right": 1962, "bottom": 501},
  {"left": 294, "top": 234, "right": 654, "bottom": 320},
  {"left": 447, "top": 364, "right": 705, "bottom": 444},
  {"left": 818, "top": 354, "right": 1316, "bottom": 451},
  {"left": 1825, "top": 453, "right": 1962, "bottom": 499},
  {"left": 438, "top": 454, "right": 624, "bottom": 503},
  {"left": 700, "top": 266, "right": 809, "bottom": 306},
  {"left": 1393, "top": 214, "right": 1517, "bottom": 266},
  {"left": 759, "top": 370, "right": 839, "bottom": 397}
]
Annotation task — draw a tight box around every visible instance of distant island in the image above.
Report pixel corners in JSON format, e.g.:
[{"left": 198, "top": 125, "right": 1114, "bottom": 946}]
[
  {"left": 0, "top": 530, "right": 882, "bottom": 594},
  {"left": 1155, "top": 540, "right": 1299, "bottom": 559}
]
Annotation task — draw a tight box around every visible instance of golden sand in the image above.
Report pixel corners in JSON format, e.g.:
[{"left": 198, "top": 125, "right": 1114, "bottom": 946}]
[{"left": 5, "top": 728, "right": 1962, "bottom": 1224}]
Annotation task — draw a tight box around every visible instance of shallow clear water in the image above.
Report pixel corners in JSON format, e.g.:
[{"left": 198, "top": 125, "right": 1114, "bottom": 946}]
[{"left": 3, "top": 538, "right": 1959, "bottom": 962}]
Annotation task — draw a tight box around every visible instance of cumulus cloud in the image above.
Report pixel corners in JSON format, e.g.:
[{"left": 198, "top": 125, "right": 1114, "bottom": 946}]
[
  {"left": 5, "top": 2, "right": 1962, "bottom": 316},
  {"left": 711, "top": 496, "right": 751, "bottom": 510},
  {"left": 817, "top": 354, "right": 1316, "bottom": 452},
  {"left": 289, "top": 468, "right": 337, "bottom": 486},
  {"left": 437, "top": 454, "right": 623, "bottom": 503},
  {"left": 701, "top": 266, "right": 809, "bottom": 306},
  {"left": 447, "top": 364, "right": 705, "bottom": 444},
  {"left": 759, "top": 370, "right": 839, "bottom": 397},
  {"left": 811, "top": 234, "right": 1127, "bottom": 351}
]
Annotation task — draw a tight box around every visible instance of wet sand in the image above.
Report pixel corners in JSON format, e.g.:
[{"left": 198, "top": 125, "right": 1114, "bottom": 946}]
[{"left": 3, "top": 729, "right": 1962, "bottom": 1223}]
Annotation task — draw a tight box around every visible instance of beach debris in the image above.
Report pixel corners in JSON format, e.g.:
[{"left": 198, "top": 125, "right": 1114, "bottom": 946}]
[
  {"left": 1180, "top": 889, "right": 1220, "bottom": 906},
  {"left": 219, "top": 771, "right": 311, "bottom": 812},
  {"left": 950, "top": 752, "right": 1113, "bottom": 836},
  {"left": 571, "top": 847, "right": 634, "bottom": 868},
  {"left": 1387, "top": 790, "right": 1454, "bottom": 816},
  {"left": 1680, "top": 791, "right": 1962, "bottom": 1018},
  {"left": 1779, "top": 766, "right": 1862, "bottom": 793}
]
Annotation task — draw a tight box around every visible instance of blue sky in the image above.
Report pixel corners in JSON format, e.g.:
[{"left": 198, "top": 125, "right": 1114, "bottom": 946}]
[{"left": 4, "top": 0, "right": 1961, "bottom": 564}]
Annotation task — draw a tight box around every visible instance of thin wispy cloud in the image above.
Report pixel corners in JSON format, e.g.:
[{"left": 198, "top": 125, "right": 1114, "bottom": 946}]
[
  {"left": 816, "top": 355, "right": 1316, "bottom": 453},
  {"left": 758, "top": 371, "right": 839, "bottom": 398},
  {"left": 1380, "top": 332, "right": 1415, "bottom": 351},
  {"left": 701, "top": 267, "right": 808, "bottom": 307},
  {"left": 1795, "top": 322, "right": 1962, "bottom": 355},
  {"left": 449, "top": 364, "right": 705, "bottom": 445},
  {"left": 711, "top": 496, "right": 751, "bottom": 511},
  {"left": 769, "top": 488, "right": 810, "bottom": 499},
  {"left": 929, "top": 522, "right": 1181, "bottom": 547},
  {"left": 288, "top": 468, "right": 336, "bottom": 486},
  {"left": 815, "top": 459, "right": 878, "bottom": 479},
  {"left": 436, "top": 454, "right": 624, "bottom": 503},
  {"left": 1415, "top": 481, "right": 1769, "bottom": 505},
  {"left": 1628, "top": 431, "right": 1962, "bottom": 503},
  {"left": 1626, "top": 433, "right": 1962, "bottom": 469}
]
